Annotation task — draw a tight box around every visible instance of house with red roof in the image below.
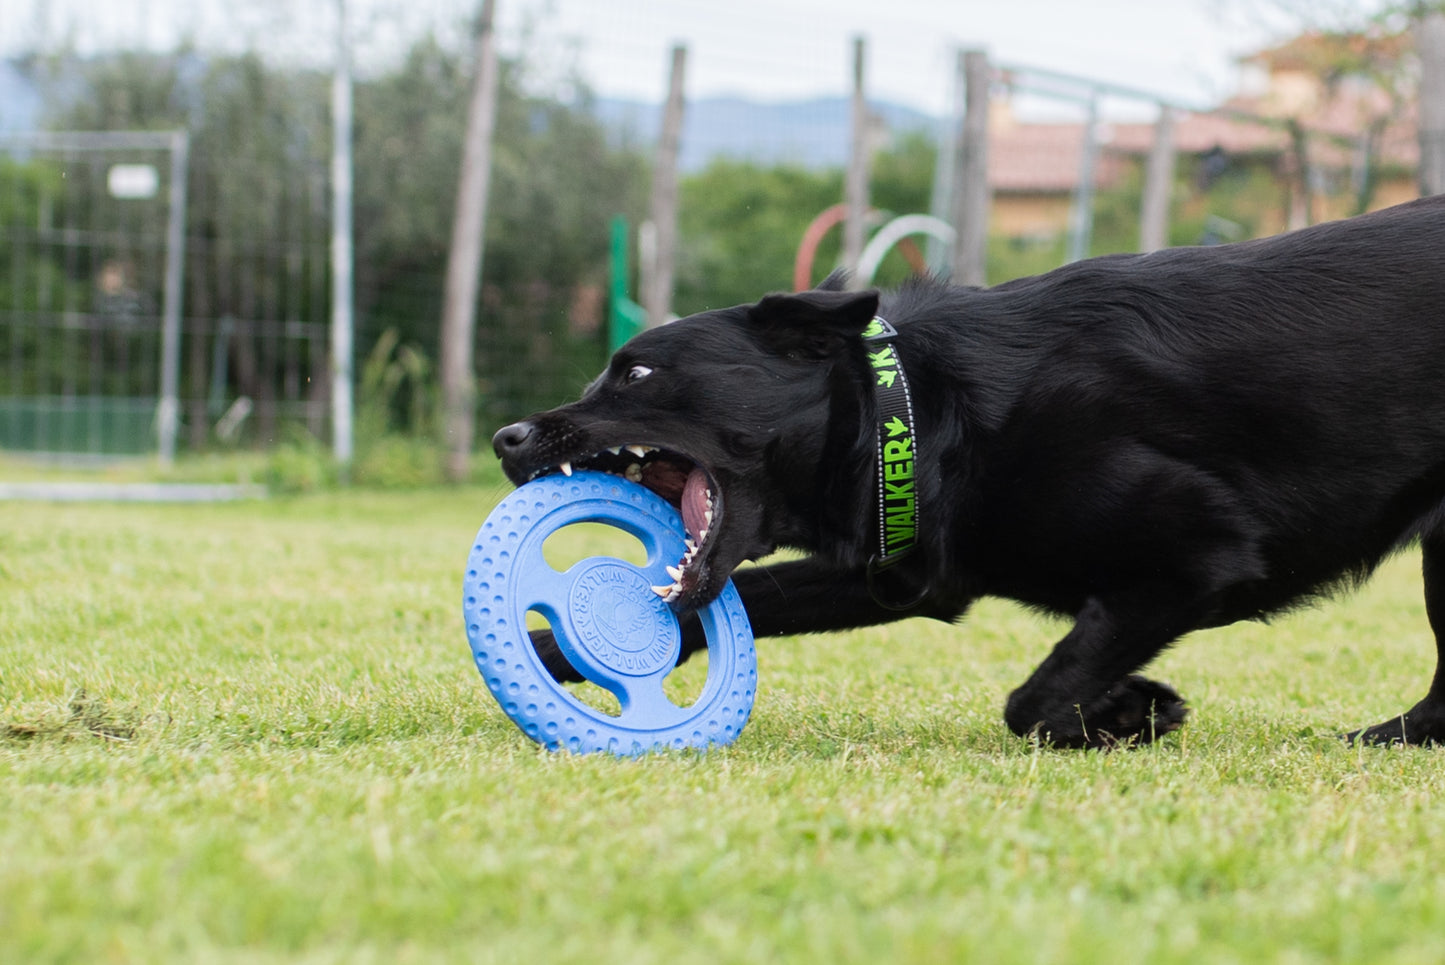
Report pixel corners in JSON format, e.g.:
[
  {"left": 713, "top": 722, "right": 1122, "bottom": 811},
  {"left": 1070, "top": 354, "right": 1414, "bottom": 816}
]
[{"left": 986, "top": 29, "right": 1422, "bottom": 245}]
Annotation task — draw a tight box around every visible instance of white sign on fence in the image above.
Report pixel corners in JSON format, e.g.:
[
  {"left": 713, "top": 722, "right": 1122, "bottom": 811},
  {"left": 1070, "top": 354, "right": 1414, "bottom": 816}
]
[{"left": 107, "top": 163, "right": 160, "bottom": 199}]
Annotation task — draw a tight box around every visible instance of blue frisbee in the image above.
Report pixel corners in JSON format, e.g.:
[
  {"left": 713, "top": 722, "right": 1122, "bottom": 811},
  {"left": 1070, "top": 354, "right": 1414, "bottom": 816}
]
[{"left": 463, "top": 470, "right": 757, "bottom": 756}]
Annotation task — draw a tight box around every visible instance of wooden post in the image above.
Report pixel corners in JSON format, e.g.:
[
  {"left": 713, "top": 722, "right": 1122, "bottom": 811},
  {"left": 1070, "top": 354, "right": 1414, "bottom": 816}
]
[
  {"left": 1139, "top": 105, "right": 1176, "bottom": 252},
  {"left": 439, "top": 0, "right": 500, "bottom": 482},
  {"left": 643, "top": 45, "right": 686, "bottom": 328},
  {"left": 950, "top": 49, "right": 990, "bottom": 287},
  {"left": 843, "top": 36, "right": 870, "bottom": 283},
  {"left": 926, "top": 58, "right": 963, "bottom": 274},
  {"left": 1285, "top": 119, "right": 1313, "bottom": 229},
  {"left": 1419, "top": 9, "right": 1445, "bottom": 197}
]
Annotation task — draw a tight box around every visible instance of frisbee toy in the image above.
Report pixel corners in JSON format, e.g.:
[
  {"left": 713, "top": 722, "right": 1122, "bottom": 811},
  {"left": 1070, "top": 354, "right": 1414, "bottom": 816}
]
[{"left": 463, "top": 470, "right": 756, "bottom": 756}]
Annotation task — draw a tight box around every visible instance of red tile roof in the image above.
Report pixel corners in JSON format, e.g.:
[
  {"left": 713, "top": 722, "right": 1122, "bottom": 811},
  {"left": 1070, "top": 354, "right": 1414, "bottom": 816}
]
[{"left": 989, "top": 84, "right": 1418, "bottom": 192}]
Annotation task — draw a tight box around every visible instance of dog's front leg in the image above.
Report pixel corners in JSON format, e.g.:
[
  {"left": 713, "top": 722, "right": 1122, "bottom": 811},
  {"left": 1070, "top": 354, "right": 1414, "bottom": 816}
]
[
  {"left": 530, "top": 557, "right": 961, "bottom": 683},
  {"left": 1004, "top": 590, "right": 1207, "bottom": 748},
  {"left": 731, "top": 558, "right": 961, "bottom": 636},
  {"left": 665, "top": 557, "right": 965, "bottom": 665}
]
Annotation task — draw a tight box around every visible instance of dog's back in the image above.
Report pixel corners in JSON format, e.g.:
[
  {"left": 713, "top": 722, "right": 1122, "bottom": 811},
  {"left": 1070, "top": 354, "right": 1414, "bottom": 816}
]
[{"left": 886, "top": 196, "right": 1445, "bottom": 622}]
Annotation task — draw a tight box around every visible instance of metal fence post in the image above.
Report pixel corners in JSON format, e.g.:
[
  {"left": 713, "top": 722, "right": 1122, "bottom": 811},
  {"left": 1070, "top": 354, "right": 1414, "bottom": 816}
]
[
  {"left": 1066, "top": 95, "right": 1100, "bottom": 263},
  {"left": 157, "top": 129, "right": 189, "bottom": 465},
  {"left": 331, "top": 0, "right": 356, "bottom": 471}
]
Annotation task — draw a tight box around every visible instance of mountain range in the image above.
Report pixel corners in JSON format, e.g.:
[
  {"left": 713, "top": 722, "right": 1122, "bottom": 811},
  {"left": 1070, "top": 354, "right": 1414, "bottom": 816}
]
[
  {"left": 591, "top": 95, "right": 943, "bottom": 171},
  {"left": 0, "top": 57, "right": 943, "bottom": 174}
]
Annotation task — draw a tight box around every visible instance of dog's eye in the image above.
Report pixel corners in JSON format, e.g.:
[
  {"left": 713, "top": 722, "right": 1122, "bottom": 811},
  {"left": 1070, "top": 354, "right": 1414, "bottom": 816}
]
[{"left": 625, "top": 364, "right": 653, "bottom": 384}]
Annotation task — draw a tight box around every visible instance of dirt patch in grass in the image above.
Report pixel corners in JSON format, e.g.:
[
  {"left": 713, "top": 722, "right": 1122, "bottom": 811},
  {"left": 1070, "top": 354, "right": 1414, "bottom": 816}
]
[{"left": 2, "top": 690, "right": 143, "bottom": 743}]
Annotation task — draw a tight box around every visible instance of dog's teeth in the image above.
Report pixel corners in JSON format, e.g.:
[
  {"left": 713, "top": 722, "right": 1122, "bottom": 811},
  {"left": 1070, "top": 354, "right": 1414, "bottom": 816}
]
[
  {"left": 698, "top": 528, "right": 709, "bottom": 541},
  {"left": 626, "top": 445, "right": 649, "bottom": 458},
  {"left": 607, "top": 446, "right": 622, "bottom": 456},
  {"left": 625, "top": 463, "right": 643, "bottom": 482},
  {"left": 665, "top": 565, "right": 683, "bottom": 582},
  {"left": 704, "top": 509, "right": 714, "bottom": 525},
  {"left": 560, "top": 461, "right": 573, "bottom": 477},
  {"left": 685, "top": 538, "right": 697, "bottom": 553},
  {"left": 652, "top": 585, "right": 674, "bottom": 598}
]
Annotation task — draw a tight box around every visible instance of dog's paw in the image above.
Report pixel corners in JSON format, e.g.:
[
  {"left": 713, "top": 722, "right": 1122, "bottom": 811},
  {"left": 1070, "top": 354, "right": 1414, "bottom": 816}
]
[
  {"left": 1344, "top": 699, "right": 1445, "bottom": 747},
  {"left": 528, "top": 627, "right": 585, "bottom": 683},
  {"left": 1081, "top": 675, "right": 1189, "bottom": 748},
  {"left": 1015, "top": 675, "right": 1188, "bottom": 749}
]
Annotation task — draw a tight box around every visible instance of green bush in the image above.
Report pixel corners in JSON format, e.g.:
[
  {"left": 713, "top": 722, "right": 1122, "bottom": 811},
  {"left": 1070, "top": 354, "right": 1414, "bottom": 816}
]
[
  {"left": 352, "top": 434, "right": 442, "bottom": 489},
  {"left": 264, "top": 428, "right": 338, "bottom": 493}
]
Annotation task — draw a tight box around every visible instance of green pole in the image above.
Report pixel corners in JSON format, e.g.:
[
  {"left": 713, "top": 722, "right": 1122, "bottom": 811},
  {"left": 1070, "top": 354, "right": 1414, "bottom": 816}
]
[{"left": 609, "top": 215, "right": 645, "bottom": 353}]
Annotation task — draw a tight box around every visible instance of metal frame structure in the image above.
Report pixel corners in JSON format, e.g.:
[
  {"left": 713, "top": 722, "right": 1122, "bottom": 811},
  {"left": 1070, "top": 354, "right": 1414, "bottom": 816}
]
[{"left": 0, "top": 129, "right": 188, "bottom": 462}]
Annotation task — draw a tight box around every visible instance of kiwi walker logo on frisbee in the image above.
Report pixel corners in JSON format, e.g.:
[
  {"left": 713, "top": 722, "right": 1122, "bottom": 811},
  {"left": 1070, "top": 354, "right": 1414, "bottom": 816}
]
[{"left": 569, "top": 562, "right": 680, "bottom": 676}]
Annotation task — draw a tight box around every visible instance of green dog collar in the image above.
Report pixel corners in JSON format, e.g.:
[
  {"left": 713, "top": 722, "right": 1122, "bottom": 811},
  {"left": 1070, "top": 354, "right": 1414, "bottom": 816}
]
[{"left": 861, "top": 315, "right": 918, "bottom": 569}]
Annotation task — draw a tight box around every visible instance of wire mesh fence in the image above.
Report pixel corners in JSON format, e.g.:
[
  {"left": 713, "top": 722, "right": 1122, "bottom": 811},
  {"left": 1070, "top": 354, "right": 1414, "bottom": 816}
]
[
  {"left": 179, "top": 139, "right": 332, "bottom": 451},
  {"left": 0, "top": 132, "right": 180, "bottom": 458}
]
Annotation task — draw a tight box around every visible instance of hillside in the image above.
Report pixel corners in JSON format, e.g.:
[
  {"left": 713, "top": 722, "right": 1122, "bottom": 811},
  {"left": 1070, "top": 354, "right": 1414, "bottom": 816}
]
[{"left": 591, "top": 94, "right": 942, "bottom": 171}]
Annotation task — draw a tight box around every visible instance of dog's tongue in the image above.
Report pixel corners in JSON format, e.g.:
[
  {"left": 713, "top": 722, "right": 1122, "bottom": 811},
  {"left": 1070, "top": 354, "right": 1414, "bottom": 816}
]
[{"left": 680, "top": 467, "right": 710, "bottom": 541}]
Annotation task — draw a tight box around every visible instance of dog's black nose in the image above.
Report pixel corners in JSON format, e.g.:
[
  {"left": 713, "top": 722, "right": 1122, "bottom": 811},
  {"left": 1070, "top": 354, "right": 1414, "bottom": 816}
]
[{"left": 492, "top": 421, "right": 534, "bottom": 459}]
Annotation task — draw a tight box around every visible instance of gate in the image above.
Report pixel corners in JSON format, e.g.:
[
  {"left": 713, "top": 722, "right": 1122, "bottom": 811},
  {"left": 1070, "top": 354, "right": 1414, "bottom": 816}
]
[{"left": 0, "top": 130, "right": 187, "bottom": 461}]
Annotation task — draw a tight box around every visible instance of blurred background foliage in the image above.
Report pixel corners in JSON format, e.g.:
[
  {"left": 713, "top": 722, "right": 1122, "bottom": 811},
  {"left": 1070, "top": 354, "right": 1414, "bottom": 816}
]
[{"left": 2, "top": 23, "right": 1321, "bottom": 487}]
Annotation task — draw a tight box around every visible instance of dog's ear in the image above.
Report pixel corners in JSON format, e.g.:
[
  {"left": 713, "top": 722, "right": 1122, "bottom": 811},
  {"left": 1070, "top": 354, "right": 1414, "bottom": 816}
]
[{"left": 747, "top": 288, "right": 880, "bottom": 357}]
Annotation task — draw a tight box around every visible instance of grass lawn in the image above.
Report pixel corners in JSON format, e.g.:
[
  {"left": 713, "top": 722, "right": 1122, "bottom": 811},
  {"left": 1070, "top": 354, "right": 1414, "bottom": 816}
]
[{"left": 4, "top": 478, "right": 1445, "bottom": 964}]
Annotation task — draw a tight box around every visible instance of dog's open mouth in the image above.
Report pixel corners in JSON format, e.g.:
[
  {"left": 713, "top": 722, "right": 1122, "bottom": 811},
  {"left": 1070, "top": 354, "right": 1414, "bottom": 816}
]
[{"left": 526, "top": 446, "right": 719, "bottom": 604}]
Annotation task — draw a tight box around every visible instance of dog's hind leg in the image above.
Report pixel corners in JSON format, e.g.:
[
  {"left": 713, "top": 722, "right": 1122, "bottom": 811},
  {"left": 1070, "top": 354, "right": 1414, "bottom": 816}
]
[
  {"left": 1003, "top": 587, "right": 1208, "bottom": 749},
  {"left": 1347, "top": 531, "right": 1445, "bottom": 746}
]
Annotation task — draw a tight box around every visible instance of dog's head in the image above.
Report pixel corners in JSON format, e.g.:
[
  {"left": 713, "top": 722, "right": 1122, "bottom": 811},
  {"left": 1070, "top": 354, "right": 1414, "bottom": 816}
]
[{"left": 493, "top": 284, "right": 880, "bottom": 611}]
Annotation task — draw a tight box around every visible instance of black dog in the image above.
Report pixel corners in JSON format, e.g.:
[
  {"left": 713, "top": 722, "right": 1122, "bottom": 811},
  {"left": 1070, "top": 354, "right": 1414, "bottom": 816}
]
[{"left": 494, "top": 195, "right": 1445, "bottom": 748}]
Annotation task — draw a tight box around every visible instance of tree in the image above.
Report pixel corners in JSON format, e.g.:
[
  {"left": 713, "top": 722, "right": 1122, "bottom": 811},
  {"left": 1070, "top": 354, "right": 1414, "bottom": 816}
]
[
  {"left": 48, "top": 48, "right": 332, "bottom": 445},
  {"left": 1218, "top": 1, "right": 1443, "bottom": 212},
  {"left": 0, "top": 157, "right": 89, "bottom": 399},
  {"left": 674, "top": 160, "right": 841, "bottom": 314},
  {"left": 352, "top": 36, "right": 649, "bottom": 430},
  {"left": 673, "top": 131, "right": 937, "bottom": 313},
  {"left": 33, "top": 36, "right": 651, "bottom": 451}
]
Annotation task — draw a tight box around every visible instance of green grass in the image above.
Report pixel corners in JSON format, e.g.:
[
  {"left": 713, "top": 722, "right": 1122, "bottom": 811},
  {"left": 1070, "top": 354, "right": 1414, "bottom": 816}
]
[
  {"left": 0, "top": 450, "right": 274, "bottom": 484},
  {"left": 4, "top": 485, "right": 1445, "bottom": 964}
]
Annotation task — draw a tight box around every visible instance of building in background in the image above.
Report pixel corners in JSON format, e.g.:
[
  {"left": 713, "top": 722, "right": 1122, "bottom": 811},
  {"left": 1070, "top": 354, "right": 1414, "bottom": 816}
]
[{"left": 987, "top": 29, "right": 1422, "bottom": 246}]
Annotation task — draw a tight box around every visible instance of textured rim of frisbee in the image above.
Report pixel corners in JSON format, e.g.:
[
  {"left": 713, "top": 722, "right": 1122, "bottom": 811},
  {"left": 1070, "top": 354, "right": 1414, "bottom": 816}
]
[{"left": 463, "top": 470, "right": 757, "bottom": 756}]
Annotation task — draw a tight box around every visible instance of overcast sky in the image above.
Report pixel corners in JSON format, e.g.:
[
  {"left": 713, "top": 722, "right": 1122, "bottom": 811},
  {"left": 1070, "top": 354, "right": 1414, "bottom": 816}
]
[
  {"left": 512, "top": 0, "right": 1305, "bottom": 114},
  {"left": 7, "top": 0, "right": 1396, "bottom": 118}
]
